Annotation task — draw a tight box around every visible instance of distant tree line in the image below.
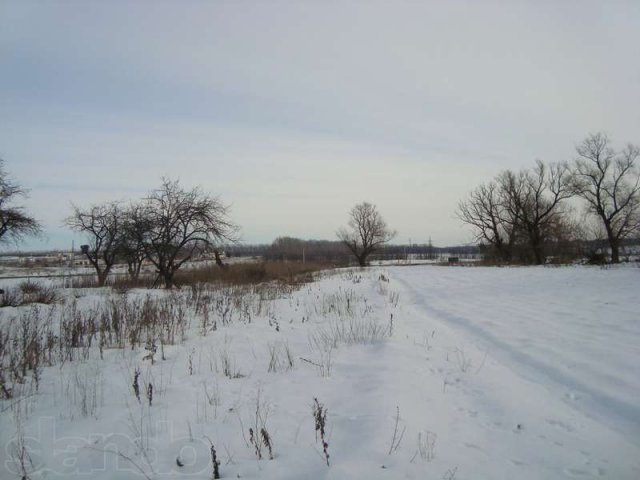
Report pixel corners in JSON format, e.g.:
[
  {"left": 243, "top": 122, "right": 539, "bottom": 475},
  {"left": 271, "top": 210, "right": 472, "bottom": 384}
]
[
  {"left": 265, "top": 237, "right": 350, "bottom": 263},
  {"left": 226, "top": 238, "right": 352, "bottom": 264},
  {"left": 2, "top": 132, "right": 638, "bottom": 274},
  {"left": 457, "top": 133, "right": 640, "bottom": 264},
  {"left": 379, "top": 243, "right": 479, "bottom": 260},
  {"left": 228, "top": 238, "right": 479, "bottom": 265}
]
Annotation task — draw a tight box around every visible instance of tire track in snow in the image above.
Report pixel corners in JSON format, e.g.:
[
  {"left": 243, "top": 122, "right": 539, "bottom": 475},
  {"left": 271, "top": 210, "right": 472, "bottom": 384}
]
[{"left": 394, "top": 271, "right": 640, "bottom": 447}]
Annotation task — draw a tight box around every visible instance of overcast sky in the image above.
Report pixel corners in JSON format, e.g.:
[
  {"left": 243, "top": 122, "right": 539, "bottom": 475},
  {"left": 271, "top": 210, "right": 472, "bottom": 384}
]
[{"left": 1, "top": 0, "right": 639, "bottom": 250}]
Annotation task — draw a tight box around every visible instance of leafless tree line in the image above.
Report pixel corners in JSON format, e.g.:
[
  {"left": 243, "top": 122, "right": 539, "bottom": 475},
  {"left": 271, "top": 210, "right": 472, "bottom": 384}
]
[
  {"left": 267, "top": 237, "right": 350, "bottom": 263},
  {"left": 66, "top": 178, "right": 238, "bottom": 288},
  {"left": 3, "top": 132, "right": 637, "bottom": 272},
  {"left": 457, "top": 133, "right": 640, "bottom": 264}
]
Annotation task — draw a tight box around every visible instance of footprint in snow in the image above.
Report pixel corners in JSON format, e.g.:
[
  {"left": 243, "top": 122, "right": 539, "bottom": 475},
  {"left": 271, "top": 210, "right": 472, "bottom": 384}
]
[
  {"left": 564, "top": 466, "right": 606, "bottom": 477},
  {"left": 546, "top": 418, "right": 574, "bottom": 432}
]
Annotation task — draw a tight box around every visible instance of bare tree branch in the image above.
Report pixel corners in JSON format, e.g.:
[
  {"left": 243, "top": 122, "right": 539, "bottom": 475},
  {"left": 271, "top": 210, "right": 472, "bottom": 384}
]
[
  {"left": 456, "top": 181, "right": 518, "bottom": 261},
  {"left": 0, "top": 159, "right": 42, "bottom": 245}
]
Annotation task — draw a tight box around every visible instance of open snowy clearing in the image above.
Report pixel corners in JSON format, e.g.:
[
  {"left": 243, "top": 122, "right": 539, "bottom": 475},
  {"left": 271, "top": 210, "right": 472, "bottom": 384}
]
[{"left": 1, "top": 264, "right": 638, "bottom": 479}]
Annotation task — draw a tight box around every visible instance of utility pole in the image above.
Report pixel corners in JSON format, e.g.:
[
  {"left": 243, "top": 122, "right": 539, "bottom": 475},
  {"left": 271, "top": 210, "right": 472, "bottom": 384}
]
[{"left": 65, "top": 240, "right": 75, "bottom": 288}]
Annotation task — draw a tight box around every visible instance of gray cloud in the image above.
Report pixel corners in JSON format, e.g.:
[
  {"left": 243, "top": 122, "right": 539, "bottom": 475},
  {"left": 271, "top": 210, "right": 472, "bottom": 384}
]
[{"left": 1, "top": 0, "right": 639, "bottom": 249}]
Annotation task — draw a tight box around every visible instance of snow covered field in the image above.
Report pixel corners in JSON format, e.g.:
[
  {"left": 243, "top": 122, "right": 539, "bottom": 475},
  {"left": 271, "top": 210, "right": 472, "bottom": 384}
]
[{"left": 1, "top": 264, "right": 638, "bottom": 479}]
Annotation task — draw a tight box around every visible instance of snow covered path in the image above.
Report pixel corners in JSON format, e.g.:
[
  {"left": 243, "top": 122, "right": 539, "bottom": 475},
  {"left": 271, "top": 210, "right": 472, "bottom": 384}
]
[{"left": 388, "top": 264, "right": 640, "bottom": 479}]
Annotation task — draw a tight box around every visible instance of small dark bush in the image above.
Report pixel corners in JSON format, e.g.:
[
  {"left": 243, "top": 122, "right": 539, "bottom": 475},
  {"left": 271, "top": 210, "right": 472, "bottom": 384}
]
[{"left": 19, "top": 281, "right": 42, "bottom": 295}]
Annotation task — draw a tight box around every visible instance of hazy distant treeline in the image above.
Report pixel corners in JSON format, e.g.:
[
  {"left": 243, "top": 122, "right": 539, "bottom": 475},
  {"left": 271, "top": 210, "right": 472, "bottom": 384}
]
[{"left": 227, "top": 237, "right": 480, "bottom": 264}]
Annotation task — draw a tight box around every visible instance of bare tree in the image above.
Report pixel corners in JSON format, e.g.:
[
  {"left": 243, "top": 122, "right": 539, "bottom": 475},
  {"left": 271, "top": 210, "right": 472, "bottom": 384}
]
[
  {"left": 499, "top": 160, "right": 573, "bottom": 264},
  {"left": 573, "top": 133, "right": 640, "bottom": 263},
  {"left": 0, "top": 159, "right": 42, "bottom": 244},
  {"left": 65, "top": 202, "right": 124, "bottom": 286},
  {"left": 138, "top": 179, "right": 238, "bottom": 288},
  {"left": 337, "top": 202, "right": 396, "bottom": 266},
  {"left": 456, "top": 181, "right": 518, "bottom": 262}
]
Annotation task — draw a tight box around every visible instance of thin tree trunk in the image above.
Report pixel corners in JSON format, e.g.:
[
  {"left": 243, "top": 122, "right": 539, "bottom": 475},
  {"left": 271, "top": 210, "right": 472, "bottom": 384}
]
[
  {"left": 610, "top": 241, "right": 620, "bottom": 263},
  {"left": 97, "top": 270, "right": 109, "bottom": 287},
  {"left": 604, "top": 223, "right": 620, "bottom": 263},
  {"left": 162, "top": 271, "right": 174, "bottom": 289}
]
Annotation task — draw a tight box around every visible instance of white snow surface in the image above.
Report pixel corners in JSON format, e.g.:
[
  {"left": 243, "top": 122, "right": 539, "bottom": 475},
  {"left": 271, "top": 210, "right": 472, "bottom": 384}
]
[{"left": 1, "top": 264, "right": 638, "bottom": 479}]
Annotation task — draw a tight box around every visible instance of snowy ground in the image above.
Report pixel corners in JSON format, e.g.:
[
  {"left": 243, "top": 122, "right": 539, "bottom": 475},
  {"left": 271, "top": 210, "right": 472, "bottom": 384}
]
[{"left": 1, "top": 264, "right": 638, "bottom": 479}]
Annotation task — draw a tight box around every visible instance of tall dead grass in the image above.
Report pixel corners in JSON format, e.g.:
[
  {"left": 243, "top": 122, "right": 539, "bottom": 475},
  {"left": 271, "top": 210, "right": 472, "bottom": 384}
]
[{"left": 71, "top": 260, "right": 331, "bottom": 290}]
